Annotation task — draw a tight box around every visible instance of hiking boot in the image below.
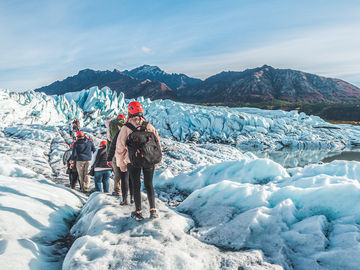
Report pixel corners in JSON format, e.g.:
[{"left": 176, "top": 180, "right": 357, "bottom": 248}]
[
  {"left": 131, "top": 211, "right": 144, "bottom": 221},
  {"left": 120, "top": 200, "right": 129, "bottom": 206},
  {"left": 150, "top": 210, "right": 158, "bottom": 219}
]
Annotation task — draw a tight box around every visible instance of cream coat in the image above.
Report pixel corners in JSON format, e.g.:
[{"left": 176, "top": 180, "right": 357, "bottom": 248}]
[{"left": 115, "top": 117, "right": 161, "bottom": 172}]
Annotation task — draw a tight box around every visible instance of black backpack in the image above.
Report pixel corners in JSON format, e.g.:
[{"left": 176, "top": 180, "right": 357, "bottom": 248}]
[{"left": 125, "top": 122, "right": 162, "bottom": 168}]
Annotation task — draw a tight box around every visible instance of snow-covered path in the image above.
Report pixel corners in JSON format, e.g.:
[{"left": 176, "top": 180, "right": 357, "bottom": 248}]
[
  {"left": 63, "top": 193, "right": 280, "bottom": 270},
  {"left": 0, "top": 124, "right": 282, "bottom": 269},
  {"left": 0, "top": 122, "right": 263, "bottom": 268},
  {"left": 0, "top": 125, "right": 86, "bottom": 269}
]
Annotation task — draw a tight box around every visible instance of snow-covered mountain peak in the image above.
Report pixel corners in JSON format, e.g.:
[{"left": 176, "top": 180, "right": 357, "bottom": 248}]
[{"left": 129, "top": 64, "right": 164, "bottom": 75}]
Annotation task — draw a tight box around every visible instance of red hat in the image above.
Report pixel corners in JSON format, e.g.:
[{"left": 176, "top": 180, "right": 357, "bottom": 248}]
[
  {"left": 99, "top": 141, "right": 107, "bottom": 147},
  {"left": 76, "top": 131, "right": 84, "bottom": 137},
  {"left": 117, "top": 114, "right": 126, "bottom": 120},
  {"left": 128, "top": 101, "right": 143, "bottom": 116}
]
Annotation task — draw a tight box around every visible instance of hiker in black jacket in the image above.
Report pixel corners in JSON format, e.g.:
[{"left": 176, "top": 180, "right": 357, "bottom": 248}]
[
  {"left": 92, "top": 141, "right": 112, "bottom": 192},
  {"left": 70, "top": 131, "right": 96, "bottom": 192},
  {"left": 107, "top": 129, "right": 134, "bottom": 205},
  {"left": 63, "top": 143, "right": 79, "bottom": 189}
]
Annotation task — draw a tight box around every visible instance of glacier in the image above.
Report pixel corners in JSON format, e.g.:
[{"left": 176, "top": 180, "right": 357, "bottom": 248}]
[
  {"left": 2, "top": 87, "right": 360, "bottom": 151},
  {"left": 1, "top": 86, "right": 360, "bottom": 269}
]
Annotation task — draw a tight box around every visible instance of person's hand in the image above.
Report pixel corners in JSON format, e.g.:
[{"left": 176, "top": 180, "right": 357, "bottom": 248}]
[
  {"left": 69, "top": 163, "right": 74, "bottom": 169},
  {"left": 107, "top": 161, "right": 112, "bottom": 167}
]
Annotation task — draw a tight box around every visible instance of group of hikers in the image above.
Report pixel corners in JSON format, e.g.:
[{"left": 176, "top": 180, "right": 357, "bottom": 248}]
[{"left": 62, "top": 101, "right": 162, "bottom": 221}]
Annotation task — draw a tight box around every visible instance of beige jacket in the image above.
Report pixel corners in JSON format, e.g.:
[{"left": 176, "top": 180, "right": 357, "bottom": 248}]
[{"left": 115, "top": 117, "right": 161, "bottom": 172}]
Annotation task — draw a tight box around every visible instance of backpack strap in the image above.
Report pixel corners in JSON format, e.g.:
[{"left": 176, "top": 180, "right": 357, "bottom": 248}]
[
  {"left": 140, "top": 121, "right": 148, "bottom": 131},
  {"left": 125, "top": 122, "right": 148, "bottom": 132},
  {"left": 125, "top": 122, "right": 137, "bottom": 132}
]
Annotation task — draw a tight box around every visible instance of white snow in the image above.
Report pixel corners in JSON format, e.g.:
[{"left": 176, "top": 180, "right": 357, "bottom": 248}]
[
  {"left": 1, "top": 86, "right": 360, "bottom": 269},
  {"left": 0, "top": 151, "right": 84, "bottom": 269},
  {"left": 155, "top": 158, "right": 289, "bottom": 193},
  {"left": 2, "top": 87, "right": 360, "bottom": 152},
  {"left": 63, "top": 192, "right": 280, "bottom": 270},
  {"left": 175, "top": 160, "right": 360, "bottom": 269}
]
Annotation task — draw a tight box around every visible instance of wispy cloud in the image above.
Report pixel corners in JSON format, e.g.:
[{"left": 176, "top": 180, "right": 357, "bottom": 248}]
[
  {"left": 141, "top": 46, "right": 152, "bottom": 54},
  {"left": 164, "top": 25, "right": 360, "bottom": 86}
]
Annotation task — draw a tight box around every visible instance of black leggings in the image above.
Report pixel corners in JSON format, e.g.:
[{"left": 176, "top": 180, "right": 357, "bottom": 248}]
[
  {"left": 69, "top": 172, "right": 79, "bottom": 189},
  {"left": 128, "top": 164, "right": 155, "bottom": 212},
  {"left": 120, "top": 170, "right": 134, "bottom": 201}
]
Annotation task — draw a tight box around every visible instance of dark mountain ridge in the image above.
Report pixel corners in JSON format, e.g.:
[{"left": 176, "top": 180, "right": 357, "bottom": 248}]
[
  {"left": 34, "top": 65, "right": 360, "bottom": 105},
  {"left": 35, "top": 68, "right": 175, "bottom": 100},
  {"left": 178, "top": 65, "right": 360, "bottom": 103}
]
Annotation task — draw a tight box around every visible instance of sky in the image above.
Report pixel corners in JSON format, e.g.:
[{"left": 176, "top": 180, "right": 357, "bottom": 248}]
[{"left": 1, "top": 0, "right": 360, "bottom": 91}]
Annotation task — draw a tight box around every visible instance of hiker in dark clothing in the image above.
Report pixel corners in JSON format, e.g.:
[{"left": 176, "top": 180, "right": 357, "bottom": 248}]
[
  {"left": 63, "top": 143, "right": 79, "bottom": 189},
  {"left": 107, "top": 129, "right": 134, "bottom": 205},
  {"left": 115, "top": 101, "right": 162, "bottom": 221},
  {"left": 106, "top": 114, "right": 126, "bottom": 196},
  {"left": 92, "top": 141, "right": 112, "bottom": 192},
  {"left": 70, "top": 131, "right": 96, "bottom": 192},
  {"left": 69, "top": 119, "right": 81, "bottom": 141}
]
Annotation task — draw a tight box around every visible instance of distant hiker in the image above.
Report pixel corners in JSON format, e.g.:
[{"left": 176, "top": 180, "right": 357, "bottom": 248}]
[
  {"left": 115, "top": 101, "right": 162, "bottom": 221},
  {"left": 106, "top": 114, "right": 126, "bottom": 196},
  {"left": 107, "top": 117, "right": 134, "bottom": 205},
  {"left": 70, "top": 131, "right": 96, "bottom": 192},
  {"left": 73, "top": 118, "right": 80, "bottom": 128},
  {"left": 69, "top": 119, "right": 81, "bottom": 141},
  {"left": 91, "top": 141, "right": 112, "bottom": 193},
  {"left": 63, "top": 143, "right": 79, "bottom": 189}
]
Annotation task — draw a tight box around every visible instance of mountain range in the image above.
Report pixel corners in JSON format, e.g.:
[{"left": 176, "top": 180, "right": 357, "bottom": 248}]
[{"left": 34, "top": 65, "right": 360, "bottom": 104}]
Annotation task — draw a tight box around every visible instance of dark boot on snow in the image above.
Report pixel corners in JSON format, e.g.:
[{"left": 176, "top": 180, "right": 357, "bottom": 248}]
[
  {"left": 120, "top": 200, "right": 129, "bottom": 206},
  {"left": 150, "top": 210, "right": 158, "bottom": 219},
  {"left": 131, "top": 211, "right": 144, "bottom": 221}
]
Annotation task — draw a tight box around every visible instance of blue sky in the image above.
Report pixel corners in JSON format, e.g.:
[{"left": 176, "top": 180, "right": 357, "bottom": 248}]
[{"left": 1, "top": 0, "right": 360, "bottom": 91}]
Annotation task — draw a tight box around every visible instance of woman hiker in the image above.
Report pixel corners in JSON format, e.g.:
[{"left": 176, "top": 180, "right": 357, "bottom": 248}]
[
  {"left": 115, "top": 101, "right": 162, "bottom": 221},
  {"left": 92, "top": 140, "right": 112, "bottom": 193}
]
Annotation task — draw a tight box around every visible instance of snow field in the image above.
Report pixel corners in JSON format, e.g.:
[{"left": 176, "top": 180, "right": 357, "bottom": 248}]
[
  {"left": 63, "top": 192, "right": 281, "bottom": 270},
  {"left": 0, "top": 158, "right": 84, "bottom": 269},
  {"left": 2, "top": 87, "right": 360, "bottom": 269},
  {"left": 155, "top": 159, "right": 289, "bottom": 194},
  {"left": 0, "top": 124, "right": 88, "bottom": 269},
  {"left": 170, "top": 160, "right": 360, "bottom": 269}
]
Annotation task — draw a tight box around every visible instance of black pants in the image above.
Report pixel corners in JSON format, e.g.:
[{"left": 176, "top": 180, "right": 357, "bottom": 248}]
[
  {"left": 69, "top": 172, "right": 79, "bottom": 189},
  {"left": 120, "top": 170, "right": 134, "bottom": 201},
  {"left": 128, "top": 164, "right": 155, "bottom": 212}
]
